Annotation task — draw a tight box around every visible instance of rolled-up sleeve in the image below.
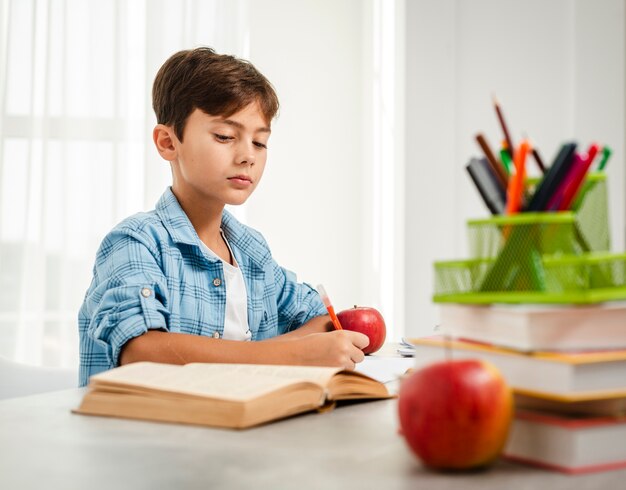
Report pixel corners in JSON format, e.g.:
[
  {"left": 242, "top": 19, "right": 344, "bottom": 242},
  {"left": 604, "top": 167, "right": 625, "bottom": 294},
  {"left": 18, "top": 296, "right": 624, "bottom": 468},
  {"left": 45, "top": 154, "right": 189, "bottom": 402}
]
[
  {"left": 82, "top": 229, "right": 170, "bottom": 369},
  {"left": 274, "top": 264, "right": 327, "bottom": 334}
]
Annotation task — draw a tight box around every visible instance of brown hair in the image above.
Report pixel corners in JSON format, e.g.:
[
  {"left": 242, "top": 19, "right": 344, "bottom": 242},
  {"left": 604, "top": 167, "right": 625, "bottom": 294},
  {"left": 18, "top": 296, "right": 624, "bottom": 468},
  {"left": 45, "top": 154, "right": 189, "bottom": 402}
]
[{"left": 152, "top": 47, "right": 279, "bottom": 141}]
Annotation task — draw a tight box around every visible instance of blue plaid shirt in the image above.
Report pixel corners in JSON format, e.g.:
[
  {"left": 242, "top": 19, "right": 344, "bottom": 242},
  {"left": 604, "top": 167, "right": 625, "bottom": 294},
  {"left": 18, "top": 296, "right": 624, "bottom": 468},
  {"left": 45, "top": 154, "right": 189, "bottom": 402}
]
[{"left": 78, "top": 188, "right": 326, "bottom": 386}]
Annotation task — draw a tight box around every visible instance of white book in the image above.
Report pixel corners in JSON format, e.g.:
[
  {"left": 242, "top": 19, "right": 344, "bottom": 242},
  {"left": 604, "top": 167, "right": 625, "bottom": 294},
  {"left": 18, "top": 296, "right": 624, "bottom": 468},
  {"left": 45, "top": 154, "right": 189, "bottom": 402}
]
[
  {"left": 408, "top": 336, "right": 626, "bottom": 401},
  {"left": 505, "top": 410, "right": 626, "bottom": 474},
  {"left": 437, "top": 302, "right": 626, "bottom": 351}
]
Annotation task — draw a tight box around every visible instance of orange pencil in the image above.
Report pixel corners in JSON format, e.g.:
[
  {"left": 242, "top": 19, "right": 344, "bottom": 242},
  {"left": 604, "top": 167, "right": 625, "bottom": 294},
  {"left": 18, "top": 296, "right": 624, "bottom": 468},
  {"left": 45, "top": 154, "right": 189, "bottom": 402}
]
[
  {"left": 506, "top": 140, "right": 531, "bottom": 214},
  {"left": 316, "top": 284, "right": 343, "bottom": 330}
]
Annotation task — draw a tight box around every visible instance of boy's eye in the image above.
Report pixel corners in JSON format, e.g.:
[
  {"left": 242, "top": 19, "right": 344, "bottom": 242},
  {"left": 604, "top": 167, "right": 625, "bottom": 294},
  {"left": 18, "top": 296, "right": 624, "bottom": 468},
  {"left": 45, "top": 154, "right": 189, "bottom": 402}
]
[
  {"left": 214, "top": 133, "right": 233, "bottom": 142},
  {"left": 254, "top": 141, "right": 268, "bottom": 149}
]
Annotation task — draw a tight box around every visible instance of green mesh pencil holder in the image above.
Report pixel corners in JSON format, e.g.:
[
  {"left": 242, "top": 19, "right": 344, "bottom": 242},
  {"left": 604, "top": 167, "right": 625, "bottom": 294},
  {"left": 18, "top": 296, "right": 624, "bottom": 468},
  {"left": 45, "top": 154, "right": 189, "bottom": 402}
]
[
  {"left": 467, "top": 173, "right": 609, "bottom": 259},
  {"left": 432, "top": 173, "right": 624, "bottom": 304}
]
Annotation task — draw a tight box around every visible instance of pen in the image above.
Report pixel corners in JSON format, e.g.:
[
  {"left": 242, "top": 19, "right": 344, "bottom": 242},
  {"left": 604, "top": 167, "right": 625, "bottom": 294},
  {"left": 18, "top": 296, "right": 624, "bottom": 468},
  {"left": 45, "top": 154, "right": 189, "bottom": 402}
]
[
  {"left": 493, "top": 95, "right": 515, "bottom": 159},
  {"left": 546, "top": 153, "right": 584, "bottom": 211},
  {"left": 316, "top": 284, "right": 343, "bottom": 330},
  {"left": 557, "top": 144, "right": 600, "bottom": 211},
  {"left": 525, "top": 142, "right": 577, "bottom": 212},
  {"left": 465, "top": 157, "right": 507, "bottom": 215}
]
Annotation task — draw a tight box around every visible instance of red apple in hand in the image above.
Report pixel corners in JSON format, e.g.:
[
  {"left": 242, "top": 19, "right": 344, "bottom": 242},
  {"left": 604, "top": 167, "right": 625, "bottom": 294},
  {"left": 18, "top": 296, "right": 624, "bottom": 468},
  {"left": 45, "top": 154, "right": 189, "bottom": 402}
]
[
  {"left": 398, "top": 359, "right": 513, "bottom": 471},
  {"left": 336, "top": 306, "right": 386, "bottom": 354}
]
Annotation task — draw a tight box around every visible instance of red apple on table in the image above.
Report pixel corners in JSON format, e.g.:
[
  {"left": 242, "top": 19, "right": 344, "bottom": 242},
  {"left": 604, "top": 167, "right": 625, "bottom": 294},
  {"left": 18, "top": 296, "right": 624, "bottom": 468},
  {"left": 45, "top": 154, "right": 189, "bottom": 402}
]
[
  {"left": 398, "top": 359, "right": 513, "bottom": 471},
  {"left": 336, "top": 306, "right": 386, "bottom": 354}
]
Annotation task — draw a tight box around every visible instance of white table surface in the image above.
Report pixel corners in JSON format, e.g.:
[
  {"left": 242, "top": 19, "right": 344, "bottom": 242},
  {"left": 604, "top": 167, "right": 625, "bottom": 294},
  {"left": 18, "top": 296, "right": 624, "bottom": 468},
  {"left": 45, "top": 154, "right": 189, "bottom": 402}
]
[{"left": 2, "top": 355, "right": 625, "bottom": 489}]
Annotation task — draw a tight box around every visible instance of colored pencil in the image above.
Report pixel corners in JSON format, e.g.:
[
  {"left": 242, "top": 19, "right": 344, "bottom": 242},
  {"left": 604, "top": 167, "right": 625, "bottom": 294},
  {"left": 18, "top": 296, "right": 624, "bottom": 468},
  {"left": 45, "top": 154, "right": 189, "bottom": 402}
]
[
  {"left": 493, "top": 95, "right": 515, "bottom": 159},
  {"left": 476, "top": 133, "right": 508, "bottom": 186},
  {"left": 506, "top": 140, "right": 530, "bottom": 214},
  {"left": 316, "top": 284, "right": 343, "bottom": 330},
  {"left": 532, "top": 147, "right": 547, "bottom": 174},
  {"left": 500, "top": 145, "right": 512, "bottom": 176},
  {"left": 598, "top": 146, "right": 612, "bottom": 171}
]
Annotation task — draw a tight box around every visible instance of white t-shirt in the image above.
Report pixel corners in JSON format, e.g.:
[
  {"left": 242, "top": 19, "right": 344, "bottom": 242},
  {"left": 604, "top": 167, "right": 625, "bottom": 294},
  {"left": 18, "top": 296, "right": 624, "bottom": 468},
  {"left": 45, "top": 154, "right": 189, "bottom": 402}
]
[{"left": 200, "top": 232, "right": 251, "bottom": 341}]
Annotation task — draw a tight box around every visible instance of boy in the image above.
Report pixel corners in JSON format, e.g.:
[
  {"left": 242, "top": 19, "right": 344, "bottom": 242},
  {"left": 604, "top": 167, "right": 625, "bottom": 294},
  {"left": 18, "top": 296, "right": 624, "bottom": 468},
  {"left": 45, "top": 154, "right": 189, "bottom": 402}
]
[{"left": 78, "top": 47, "right": 368, "bottom": 386}]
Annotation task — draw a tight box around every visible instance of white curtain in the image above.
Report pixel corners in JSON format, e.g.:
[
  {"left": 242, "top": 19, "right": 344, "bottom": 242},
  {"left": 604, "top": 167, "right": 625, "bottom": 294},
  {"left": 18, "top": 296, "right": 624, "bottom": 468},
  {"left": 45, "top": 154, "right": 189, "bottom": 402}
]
[{"left": 0, "top": 0, "right": 248, "bottom": 367}]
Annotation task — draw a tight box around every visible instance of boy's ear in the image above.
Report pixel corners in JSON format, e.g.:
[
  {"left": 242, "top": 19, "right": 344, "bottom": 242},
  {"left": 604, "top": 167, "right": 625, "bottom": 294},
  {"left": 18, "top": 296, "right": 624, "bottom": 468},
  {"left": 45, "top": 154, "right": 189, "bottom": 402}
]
[{"left": 153, "top": 124, "right": 178, "bottom": 161}]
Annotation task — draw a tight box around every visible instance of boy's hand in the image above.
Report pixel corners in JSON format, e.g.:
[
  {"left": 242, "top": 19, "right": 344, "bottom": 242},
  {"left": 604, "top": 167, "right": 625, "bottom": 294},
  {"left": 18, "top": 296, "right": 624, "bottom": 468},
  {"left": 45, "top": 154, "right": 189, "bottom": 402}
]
[{"left": 292, "top": 330, "right": 369, "bottom": 370}]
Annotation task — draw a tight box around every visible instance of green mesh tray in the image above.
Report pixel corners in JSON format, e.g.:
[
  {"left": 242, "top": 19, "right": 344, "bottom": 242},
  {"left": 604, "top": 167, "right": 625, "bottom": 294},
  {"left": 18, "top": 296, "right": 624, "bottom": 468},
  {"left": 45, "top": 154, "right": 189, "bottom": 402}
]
[
  {"left": 433, "top": 253, "right": 626, "bottom": 304},
  {"left": 432, "top": 173, "right": 624, "bottom": 304}
]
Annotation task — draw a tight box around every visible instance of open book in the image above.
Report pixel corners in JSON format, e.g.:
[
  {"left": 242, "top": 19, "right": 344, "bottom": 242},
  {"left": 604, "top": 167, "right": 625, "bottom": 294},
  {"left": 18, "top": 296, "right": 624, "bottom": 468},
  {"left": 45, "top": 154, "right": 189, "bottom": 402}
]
[{"left": 74, "top": 362, "right": 393, "bottom": 429}]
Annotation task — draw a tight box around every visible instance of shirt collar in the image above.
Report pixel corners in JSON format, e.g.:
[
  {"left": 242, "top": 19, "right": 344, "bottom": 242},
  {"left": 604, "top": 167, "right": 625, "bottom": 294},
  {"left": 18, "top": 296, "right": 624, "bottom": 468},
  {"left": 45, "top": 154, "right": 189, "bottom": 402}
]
[
  {"left": 155, "top": 188, "right": 200, "bottom": 247},
  {"left": 155, "top": 187, "right": 271, "bottom": 267},
  {"left": 220, "top": 210, "right": 272, "bottom": 267}
]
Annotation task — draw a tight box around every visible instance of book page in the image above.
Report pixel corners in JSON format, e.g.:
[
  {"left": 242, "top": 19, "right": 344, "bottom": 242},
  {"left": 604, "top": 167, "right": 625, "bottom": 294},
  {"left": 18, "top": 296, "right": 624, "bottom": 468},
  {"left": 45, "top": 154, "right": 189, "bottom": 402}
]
[
  {"left": 355, "top": 356, "right": 415, "bottom": 384},
  {"left": 92, "top": 363, "right": 343, "bottom": 402}
]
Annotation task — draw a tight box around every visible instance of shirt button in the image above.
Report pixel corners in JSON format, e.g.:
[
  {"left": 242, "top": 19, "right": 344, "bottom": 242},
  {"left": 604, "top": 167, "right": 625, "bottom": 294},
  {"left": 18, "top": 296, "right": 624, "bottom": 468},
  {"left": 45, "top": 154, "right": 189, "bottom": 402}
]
[
  {"left": 213, "top": 331, "right": 220, "bottom": 339},
  {"left": 141, "top": 288, "right": 151, "bottom": 298},
  {"left": 212, "top": 278, "right": 222, "bottom": 287}
]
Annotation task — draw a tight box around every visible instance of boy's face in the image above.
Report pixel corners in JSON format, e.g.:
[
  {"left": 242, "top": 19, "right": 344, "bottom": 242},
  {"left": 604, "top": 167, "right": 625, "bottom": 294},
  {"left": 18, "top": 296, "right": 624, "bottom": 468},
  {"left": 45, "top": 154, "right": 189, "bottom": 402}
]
[{"left": 165, "top": 101, "right": 270, "bottom": 209}]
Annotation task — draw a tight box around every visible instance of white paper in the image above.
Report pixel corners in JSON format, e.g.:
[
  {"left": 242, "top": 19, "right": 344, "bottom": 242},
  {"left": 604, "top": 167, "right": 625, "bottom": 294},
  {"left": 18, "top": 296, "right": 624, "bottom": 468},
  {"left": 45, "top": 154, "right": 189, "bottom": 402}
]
[{"left": 355, "top": 356, "right": 415, "bottom": 383}]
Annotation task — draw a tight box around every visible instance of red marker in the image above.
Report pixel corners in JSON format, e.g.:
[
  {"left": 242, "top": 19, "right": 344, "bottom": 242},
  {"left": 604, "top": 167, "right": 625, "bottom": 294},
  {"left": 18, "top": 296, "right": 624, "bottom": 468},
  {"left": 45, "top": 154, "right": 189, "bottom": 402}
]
[{"left": 558, "top": 143, "right": 600, "bottom": 211}]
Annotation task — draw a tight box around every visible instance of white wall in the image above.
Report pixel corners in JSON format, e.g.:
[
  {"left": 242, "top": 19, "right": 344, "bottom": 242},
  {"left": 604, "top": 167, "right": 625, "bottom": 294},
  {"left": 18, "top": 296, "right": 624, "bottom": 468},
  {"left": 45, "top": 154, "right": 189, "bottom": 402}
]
[
  {"left": 245, "top": 0, "right": 368, "bottom": 315},
  {"left": 406, "top": 0, "right": 625, "bottom": 337},
  {"left": 236, "top": 0, "right": 406, "bottom": 339}
]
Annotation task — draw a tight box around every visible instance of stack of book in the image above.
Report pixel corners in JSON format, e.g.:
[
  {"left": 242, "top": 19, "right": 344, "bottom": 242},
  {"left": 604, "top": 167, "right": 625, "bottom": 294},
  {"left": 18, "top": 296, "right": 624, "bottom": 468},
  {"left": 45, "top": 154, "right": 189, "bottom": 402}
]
[
  {"left": 422, "top": 97, "right": 626, "bottom": 473},
  {"left": 407, "top": 301, "right": 626, "bottom": 474}
]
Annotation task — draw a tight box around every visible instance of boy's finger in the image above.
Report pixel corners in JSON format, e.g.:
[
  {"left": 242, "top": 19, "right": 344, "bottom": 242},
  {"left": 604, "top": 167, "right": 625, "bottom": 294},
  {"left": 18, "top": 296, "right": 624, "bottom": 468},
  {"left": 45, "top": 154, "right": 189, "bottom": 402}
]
[
  {"left": 345, "top": 330, "right": 369, "bottom": 349},
  {"left": 352, "top": 347, "right": 365, "bottom": 364}
]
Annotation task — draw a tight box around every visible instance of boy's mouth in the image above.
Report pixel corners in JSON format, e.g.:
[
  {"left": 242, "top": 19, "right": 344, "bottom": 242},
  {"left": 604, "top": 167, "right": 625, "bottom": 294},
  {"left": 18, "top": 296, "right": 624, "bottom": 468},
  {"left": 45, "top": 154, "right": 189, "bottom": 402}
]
[{"left": 228, "top": 174, "right": 253, "bottom": 185}]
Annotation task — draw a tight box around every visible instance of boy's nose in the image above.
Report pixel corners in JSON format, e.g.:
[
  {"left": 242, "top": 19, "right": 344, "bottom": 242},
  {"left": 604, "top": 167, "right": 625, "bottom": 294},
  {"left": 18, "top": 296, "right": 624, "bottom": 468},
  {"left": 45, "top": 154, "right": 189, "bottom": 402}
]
[
  {"left": 237, "top": 143, "right": 256, "bottom": 166},
  {"left": 237, "top": 155, "right": 255, "bottom": 166}
]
